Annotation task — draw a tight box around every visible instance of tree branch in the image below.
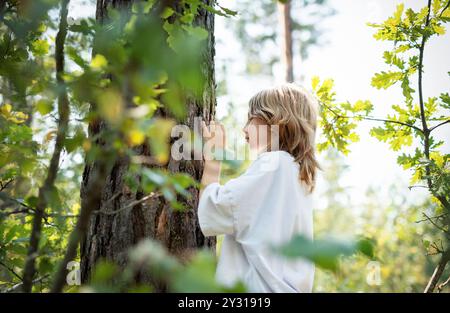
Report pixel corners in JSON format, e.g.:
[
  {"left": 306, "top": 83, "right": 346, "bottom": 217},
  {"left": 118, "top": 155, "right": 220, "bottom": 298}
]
[
  {"left": 2, "top": 275, "right": 49, "bottom": 293},
  {"left": 416, "top": 213, "right": 448, "bottom": 223},
  {"left": 418, "top": 0, "right": 432, "bottom": 134},
  {"left": 416, "top": 2, "right": 450, "bottom": 292},
  {"left": 22, "top": 0, "right": 71, "bottom": 293},
  {"left": 0, "top": 261, "right": 23, "bottom": 282},
  {"left": 421, "top": 213, "right": 448, "bottom": 233},
  {"left": 93, "top": 192, "right": 162, "bottom": 216},
  {"left": 437, "top": 274, "right": 450, "bottom": 292},
  {"left": 50, "top": 154, "right": 114, "bottom": 293},
  {"left": 321, "top": 101, "right": 424, "bottom": 133},
  {"left": 425, "top": 249, "right": 450, "bottom": 293},
  {"left": 439, "top": 0, "right": 450, "bottom": 17},
  {"left": 429, "top": 119, "right": 450, "bottom": 132},
  {"left": 0, "top": 179, "right": 13, "bottom": 191}
]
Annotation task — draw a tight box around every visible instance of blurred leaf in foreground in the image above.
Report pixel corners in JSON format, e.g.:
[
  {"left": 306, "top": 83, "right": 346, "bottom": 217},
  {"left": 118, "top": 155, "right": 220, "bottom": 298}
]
[{"left": 274, "top": 234, "right": 375, "bottom": 271}]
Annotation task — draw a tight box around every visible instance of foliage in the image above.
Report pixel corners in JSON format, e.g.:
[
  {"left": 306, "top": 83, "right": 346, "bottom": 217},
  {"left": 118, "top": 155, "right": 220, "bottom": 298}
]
[
  {"left": 275, "top": 234, "right": 374, "bottom": 271},
  {"left": 0, "top": 0, "right": 235, "bottom": 292},
  {"left": 0, "top": 0, "right": 449, "bottom": 293},
  {"left": 312, "top": 77, "right": 373, "bottom": 155},
  {"left": 312, "top": 0, "right": 450, "bottom": 292},
  {"left": 313, "top": 149, "right": 447, "bottom": 292},
  {"left": 80, "top": 238, "right": 247, "bottom": 293}
]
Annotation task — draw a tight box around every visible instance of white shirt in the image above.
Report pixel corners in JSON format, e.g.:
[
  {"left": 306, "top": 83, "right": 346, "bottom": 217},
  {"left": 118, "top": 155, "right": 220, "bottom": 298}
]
[{"left": 198, "top": 150, "right": 315, "bottom": 293}]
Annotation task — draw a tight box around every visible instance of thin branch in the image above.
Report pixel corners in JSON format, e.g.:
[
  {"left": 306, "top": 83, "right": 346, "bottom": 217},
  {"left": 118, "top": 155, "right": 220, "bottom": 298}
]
[
  {"left": 408, "top": 185, "right": 428, "bottom": 190},
  {"left": 429, "top": 119, "right": 450, "bottom": 132},
  {"left": 417, "top": 0, "right": 433, "bottom": 195},
  {"left": 1, "top": 208, "right": 32, "bottom": 216},
  {"left": 416, "top": 213, "right": 448, "bottom": 223},
  {"left": 2, "top": 275, "right": 49, "bottom": 293},
  {"left": 93, "top": 192, "right": 162, "bottom": 216},
  {"left": 416, "top": 0, "right": 450, "bottom": 234},
  {"left": 439, "top": 0, "right": 450, "bottom": 17},
  {"left": 22, "top": 0, "right": 71, "bottom": 293},
  {"left": 425, "top": 249, "right": 450, "bottom": 292},
  {"left": 0, "top": 179, "right": 13, "bottom": 191},
  {"left": 104, "top": 191, "right": 122, "bottom": 206},
  {"left": 418, "top": 0, "right": 432, "bottom": 133},
  {"left": 0, "top": 261, "right": 22, "bottom": 281},
  {"left": 421, "top": 213, "right": 448, "bottom": 233},
  {"left": 0, "top": 193, "right": 78, "bottom": 219},
  {"left": 0, "top": 207, "right": 78, "bottom": 220},
  {"left": 358, "top": 116, "right": 423, "bottom": 133},
  {"left": 430, "top": 242, "right": 444, "bottom": 254},
  {"left": 437, "top": 275, "right": 450, "bottom": 292},
  {"left": 321, "top": 101, "right": 424, "bottom": 133},
  {"left": 50, "top": 154, "right": 114, "bottom": 293},
  {"left": 0, "top": 193, "right": 30, "bottom": 208},
  {"left": 47, "top": 213, "right": 79, "bottom": 218}
]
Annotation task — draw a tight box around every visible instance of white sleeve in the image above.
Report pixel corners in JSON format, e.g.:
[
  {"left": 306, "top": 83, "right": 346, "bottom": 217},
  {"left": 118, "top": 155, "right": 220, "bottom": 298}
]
[
  {"left": 197, "top": 155, "right": 281, "bottom": 237},
  {"left": 197, "top": 182, "right": 236, "bottom": 236}
]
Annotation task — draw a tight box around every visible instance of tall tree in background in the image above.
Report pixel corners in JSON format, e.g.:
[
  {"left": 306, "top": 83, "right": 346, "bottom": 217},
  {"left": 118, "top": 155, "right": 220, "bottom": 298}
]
[
  {"left": 228, "top": 0, "right": 333, "bottom": 81},
  {"left": 79, "top": 0, "right": 217, "bottom": 289},
  {"left": 278, "top": 0, "right": 294, "bottom": 82}
]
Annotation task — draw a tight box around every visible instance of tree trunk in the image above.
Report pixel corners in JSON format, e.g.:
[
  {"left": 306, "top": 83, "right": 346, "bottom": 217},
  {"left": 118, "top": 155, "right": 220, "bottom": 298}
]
[
  {"left": 80, "top": 0, "right": 217, "bottom": 289},
  {"left": 278, "top": 0, "right": 294, "bottom": 82}
]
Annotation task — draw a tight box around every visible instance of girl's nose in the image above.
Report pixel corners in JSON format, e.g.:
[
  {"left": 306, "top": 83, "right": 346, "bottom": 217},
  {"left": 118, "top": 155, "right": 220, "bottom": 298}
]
[
  {"left": 242, "top": 125, "right": 248, "bottom": 135},
  {"left": 242, "top": 120, "right": 250, "bottom": 134}
]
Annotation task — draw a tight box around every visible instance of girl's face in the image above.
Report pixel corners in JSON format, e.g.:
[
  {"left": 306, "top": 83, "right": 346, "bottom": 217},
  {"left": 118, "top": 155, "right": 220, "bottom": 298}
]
[{"left": 242, "top": 116, "right": 271, "bottom": 152}]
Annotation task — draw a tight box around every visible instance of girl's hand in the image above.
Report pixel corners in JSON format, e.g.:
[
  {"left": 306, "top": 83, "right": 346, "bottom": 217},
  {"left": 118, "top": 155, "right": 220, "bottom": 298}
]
[{"left": 201, "top": 120, "right": 226, "bottom": 160}]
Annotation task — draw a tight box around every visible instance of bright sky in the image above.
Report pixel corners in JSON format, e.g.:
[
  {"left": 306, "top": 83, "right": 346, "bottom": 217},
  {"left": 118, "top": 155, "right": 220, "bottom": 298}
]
[{"left": 215, "top": 0, "right": 450, "bottom": 208}]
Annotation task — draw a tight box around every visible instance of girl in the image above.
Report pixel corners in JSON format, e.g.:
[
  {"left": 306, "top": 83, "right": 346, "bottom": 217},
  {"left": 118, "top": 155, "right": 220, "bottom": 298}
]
[{"left": 198, "top": 83, "right": 320, "bottom": 293}]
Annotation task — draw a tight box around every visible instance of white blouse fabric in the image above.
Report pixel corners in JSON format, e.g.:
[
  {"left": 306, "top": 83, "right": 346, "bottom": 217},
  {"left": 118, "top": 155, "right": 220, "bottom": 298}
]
[{"left": 198, "top": 150, "right": 314, "bottom": 293}]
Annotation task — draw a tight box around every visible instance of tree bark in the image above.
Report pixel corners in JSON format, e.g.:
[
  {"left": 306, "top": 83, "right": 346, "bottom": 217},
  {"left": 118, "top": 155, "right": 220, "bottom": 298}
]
[
  {"left": 278, "top": 0, "right": 294, "bottom": 82},
  {"left": 80, "top": 0, "right": 217, "bottom": 290}
]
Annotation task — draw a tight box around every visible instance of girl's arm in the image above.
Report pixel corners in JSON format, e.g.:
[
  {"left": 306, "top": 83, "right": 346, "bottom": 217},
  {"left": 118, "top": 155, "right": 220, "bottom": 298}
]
[
  {"left": 199, "top": 120, "right": 225, "bottom": 199},
  {"left": 200, "top": 159, "right": 221, "bottom": 199}
]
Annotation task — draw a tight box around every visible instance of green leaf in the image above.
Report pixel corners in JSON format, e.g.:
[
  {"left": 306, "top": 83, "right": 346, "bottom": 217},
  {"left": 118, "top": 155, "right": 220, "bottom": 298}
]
[
  {"left": 393, "top": 3, "right": 405, "bottom": 23},
  {"left": 183, "top": 25, "right": 209, "bottom": 40},
  {"left": 64, "top": 130, "right": 86, "bottom": 153},
  {"left": 274, "top": 235, "right": 374, "bottom": 271},
  {"left": 311, "top": 76, "right": 320, "bottom": 90},
  {"left": 401, "top": 76, "right": 414, "bottom": 101},
  {"left": 90, "top": 54, "right": 108, "bottom": 70},
  {"left": 432, "top": 23, "right": 446, "bottom": 35},
  {"left": 370, "top": 127, "right": 389, "bottom": 141},
  {"left": 142, "top": 168, "right": 167, "bottom": 186},
  {"left": 67, "top": 46, "right": 87, "bottom": 68},
  {"left": 160, "top": 7, "right": 175, "bottom": 19},
  {"left": 440, "top": 93, "right": 450, "bottom": 109},
  {"left": 171, "top": 251, "right": 224, "bottom": 292},
  {"left": 146, "top": 118, "right": 176, "bottom": 164},
  {"left": 353, "top": 100, "right": 373, "bottom": 114},
  {"left": 371, "top": 71, "right": 403, "bottom": 89},
  {"left": 425, "top": 97, "right": 438, "bottom": 117},
  {"left": 35, "top": 99, "right": 53, "bottom": 115},
  {"left": 217, "top": 4, "right": 238, "bottom": 17},
  {"left": 357, "top": 238, "right": 375, "bottom": 258},
  {"left": 383, "top": 51, "right": 404, "bottom": 69},
  {"left": 31, "top": 39, "right": 49, "bottom": 56},
  {"left": 4, "top": 225, "right": 20, "bottom": 243},
  {"left": 180, "top": 12, "right": 194, "bottom": 24}
]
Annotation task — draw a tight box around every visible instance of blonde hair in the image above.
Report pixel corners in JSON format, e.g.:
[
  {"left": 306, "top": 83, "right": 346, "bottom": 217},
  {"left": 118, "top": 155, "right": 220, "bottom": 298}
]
[{"left": 248, "top": 83, "right": 321, "bottom": 193}]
